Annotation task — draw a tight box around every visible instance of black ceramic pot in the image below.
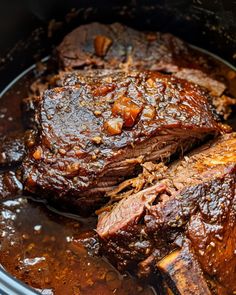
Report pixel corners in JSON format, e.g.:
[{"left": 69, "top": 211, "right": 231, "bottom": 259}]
[{"left": 0, "top": 0, "right": 235, "bottom": 294}]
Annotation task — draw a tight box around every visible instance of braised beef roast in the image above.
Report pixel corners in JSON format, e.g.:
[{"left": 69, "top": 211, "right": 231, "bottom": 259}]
[
  {"left": 21, "top": 70, "right": 226, "bottom": 210},
  {"left": 57, "top": 22, "right": 222, "bottom": 77},
  {"left": 22, "top": 67, "right": 234, "bottom": 135},
  {"left": 57, "top": 23, "right": 235, "bottom": 118},
  {"left": 21, "top": 23, "right": 235, "bottom": 132},
  {"left": 57, "top": 22, "right": 205, "bottom": 71},
  {"left": 0, "top": 21, "right": 235, "bottom": 294},
  {"left": 97, "top": 133, "right": 236, "bottom": 294}
]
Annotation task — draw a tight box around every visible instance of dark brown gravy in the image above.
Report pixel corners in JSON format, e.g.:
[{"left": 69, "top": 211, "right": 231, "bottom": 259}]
[
  {"left": 0, "top": 198, "right": 156, "bottom": 295},
  {"left": 0, "top": 51, "right": 235, "bottom": 294},
  {"left": 0, "top": 64, "right": 157, "bottom": 294}
]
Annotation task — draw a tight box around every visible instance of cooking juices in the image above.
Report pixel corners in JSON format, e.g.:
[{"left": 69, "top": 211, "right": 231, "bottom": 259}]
[{"left": 0, "top": 49, "right": 235, "bottom": 294}]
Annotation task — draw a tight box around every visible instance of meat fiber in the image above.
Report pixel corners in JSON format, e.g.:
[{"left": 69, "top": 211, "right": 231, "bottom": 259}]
[
  {"left": 22, "top": 70, "right": 224, "bottom": 212},
  {"left": 97, "top": 133, "right": 236, "bottom": 294}
]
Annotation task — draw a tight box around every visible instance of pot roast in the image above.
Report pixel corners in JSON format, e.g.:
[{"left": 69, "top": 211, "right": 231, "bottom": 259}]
[
  {"left": 21, "top": 70, "right": 225, "bottom": 210},
  {"left": 0, "top": 22, "right": 235, "bottom": 294},
  {"left": 97, "top": 133, "right": 236, "bottom": 294},
  {"left": 57, "top": 22, "right": 235, "bottom": 118}
]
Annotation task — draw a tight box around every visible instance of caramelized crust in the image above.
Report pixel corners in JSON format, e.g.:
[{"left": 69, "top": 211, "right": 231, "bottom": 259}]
[
  {"left": 97, "top": 133, "right": 236, "bottom": 293},
  {"left": 22, "top": 71, "right": 223, "bottom": 212}
]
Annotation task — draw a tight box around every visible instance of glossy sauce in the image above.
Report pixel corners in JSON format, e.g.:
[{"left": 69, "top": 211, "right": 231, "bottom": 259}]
[
  {"left": 0, "top": 64, "right": 157, "bottom": 294},
  {"left": 0, "top": 52, "right": 235, "bottom": 295},
  {"left": 0, "top": 198, "right": 156, "bottom": 295}
]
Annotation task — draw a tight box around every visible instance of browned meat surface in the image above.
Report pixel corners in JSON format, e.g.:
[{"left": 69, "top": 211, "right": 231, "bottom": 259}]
[
  {"left": 157, "top": 241, "right": 211, "bottom": 295},
  {"left": 0, "top": 133, "right": 25, "bottom": 168},
  {"left": 0, "top": 171, "right": 22, "bottom": 200},
  {"left": 22, "top": 70, "right": 224, "bottom": 212},
  {"left": 186, "top": 187, "right": 236, "bottom": 293},
  {"left": 174, "top": 68, "right": 236, "bottom": 119},
  {"left": 21, "top": 72, "right": 64, "bottom": 130},
  {"left": 22, "top": 69, "right": 227, "bottom": 131},
  {"left": 57, "top": 23, "right": 216, "bottom": 74},
  {"left": 97, "top": 133, "right": 236, "bottom": 293},
  {"left": 57, "top": 23, "right": 236, "bottom": 119},
  {"left": 174, "top": 68, "right": 226, "bottom": 97},
  {"left": 0, "top": 21, "right": 236, "bottom": 295}
]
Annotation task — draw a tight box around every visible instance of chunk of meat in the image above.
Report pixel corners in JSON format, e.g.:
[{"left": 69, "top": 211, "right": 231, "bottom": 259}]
[
  {"left": 97, "top": 133, "right": 236, "bottom": 293},
  {"left": 174, "top": 68, "right": 236, "bottom": 119},
  {"left": 57, "top": 23, "right": 236, "bottom": 119},
  {"left": 23, "top": 24, "right": 235, "bottom": 134},
  {"left": 186, "top": 190, "right": 236, "bottom": 292},
  {"left": 22, "top": 71, "right": 224, "bottom": 212},
  {"left": 0, "top": 171, "right": 23, "bottom": 200},
  {"left": 157, "top": 241, "right": 211, "bottom": 295},
  {"left": 174, "top": 68, "right": 226, "bottom": 97},
  {"left": 0, "top": 133, "right": 26, "bottom": 168},
  {"left": 57, "top": 23, "right": 216, "bottom": 74}
]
